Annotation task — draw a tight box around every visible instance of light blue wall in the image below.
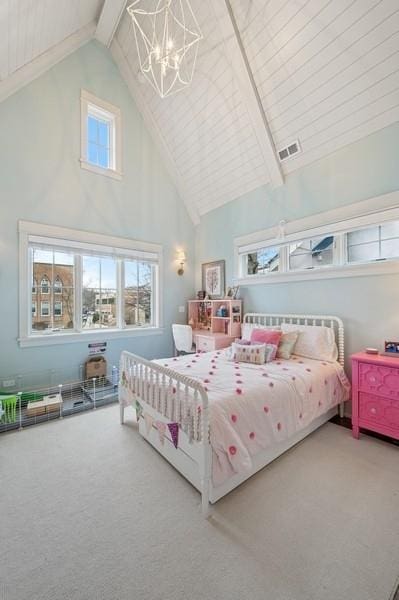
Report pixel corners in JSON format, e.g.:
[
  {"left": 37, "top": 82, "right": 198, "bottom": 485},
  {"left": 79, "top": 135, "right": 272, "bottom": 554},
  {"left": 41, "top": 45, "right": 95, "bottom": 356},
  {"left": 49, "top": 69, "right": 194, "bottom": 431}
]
[
  {"left": 196, "top": 122, "right": 399, "bottom": 373},
  {"left": 0, "top": 41, "right": 195, "bottom": 384}
]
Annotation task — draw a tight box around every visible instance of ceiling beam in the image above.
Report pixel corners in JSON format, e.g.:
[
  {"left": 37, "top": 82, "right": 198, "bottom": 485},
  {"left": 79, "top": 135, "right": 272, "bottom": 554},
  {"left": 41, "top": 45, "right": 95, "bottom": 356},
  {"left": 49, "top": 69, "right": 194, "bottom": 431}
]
[
  {"left": 111, "top": 39, "right": 200, "bottom": 226},
  {"left": 95, "top": 0, "right": 127, "bottom": 48},
  {"left": 213, "top": 0, "right": 284, "bottom": 189}
]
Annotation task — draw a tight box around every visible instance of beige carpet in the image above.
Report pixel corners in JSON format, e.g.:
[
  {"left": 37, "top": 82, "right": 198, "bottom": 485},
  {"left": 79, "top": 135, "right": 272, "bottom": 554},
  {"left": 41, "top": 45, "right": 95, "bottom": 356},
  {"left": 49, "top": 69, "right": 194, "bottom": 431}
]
[{"left": 1, "top": 405, "right": 398, "bottom": 600}]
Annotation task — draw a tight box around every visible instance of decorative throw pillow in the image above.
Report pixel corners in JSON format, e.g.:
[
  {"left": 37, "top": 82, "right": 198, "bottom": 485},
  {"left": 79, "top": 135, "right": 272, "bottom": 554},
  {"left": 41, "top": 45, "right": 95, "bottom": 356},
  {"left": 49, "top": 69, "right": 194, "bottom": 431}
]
[
  {"left": 277, "top": 331, "right": 299, "bottom": 359},
  {"left": 281, "top": 323, "right": 338, "bottom": 362},
  {"left": 264, "top": 344, "right": 278, "bottom": 363},
  {"left": 250, "top": 328, "right": 282, "bottom": 347},
  {"left": 231, "top": 342, "right": 266, "bottom": 364},
  {"left": 241, "top": 323, "right": 281, "bottom": 342}
]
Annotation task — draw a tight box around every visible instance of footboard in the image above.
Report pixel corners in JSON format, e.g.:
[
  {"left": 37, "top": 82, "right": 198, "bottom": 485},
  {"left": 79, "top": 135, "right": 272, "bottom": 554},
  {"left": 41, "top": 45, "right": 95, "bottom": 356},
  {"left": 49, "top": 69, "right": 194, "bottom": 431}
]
[{"left": 119, "top": 350, "right": 212, "bottom": 516}]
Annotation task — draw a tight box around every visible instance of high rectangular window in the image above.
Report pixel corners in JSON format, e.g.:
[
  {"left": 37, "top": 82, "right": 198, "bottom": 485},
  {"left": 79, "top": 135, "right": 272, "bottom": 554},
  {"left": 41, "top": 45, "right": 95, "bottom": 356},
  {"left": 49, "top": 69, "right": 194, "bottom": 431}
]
[
  {"left": 81, "top": 90, "right": 122, "bottom": 179},
  {"left": 19, "top": 222, "right": 161, "bottom": 346}
]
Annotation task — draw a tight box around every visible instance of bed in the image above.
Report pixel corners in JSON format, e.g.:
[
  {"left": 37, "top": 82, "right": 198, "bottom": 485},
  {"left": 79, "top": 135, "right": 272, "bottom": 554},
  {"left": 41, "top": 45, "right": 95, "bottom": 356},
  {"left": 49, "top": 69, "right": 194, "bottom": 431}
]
[{"left": 119, "top": 313, "right": 350, "bottom": 516}]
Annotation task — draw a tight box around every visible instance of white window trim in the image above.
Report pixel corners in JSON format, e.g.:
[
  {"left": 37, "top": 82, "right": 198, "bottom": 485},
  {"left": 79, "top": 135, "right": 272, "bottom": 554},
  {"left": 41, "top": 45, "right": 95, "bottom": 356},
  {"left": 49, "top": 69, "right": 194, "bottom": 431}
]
[
  {"left": 234, "top": 190, "right": 399, "bottom": 285},
  {"left": 19, "top": 221, "right": 163, "bottom": 347},
  {"left": 80, "top": 89, "right": 122, "bottom": 181}
]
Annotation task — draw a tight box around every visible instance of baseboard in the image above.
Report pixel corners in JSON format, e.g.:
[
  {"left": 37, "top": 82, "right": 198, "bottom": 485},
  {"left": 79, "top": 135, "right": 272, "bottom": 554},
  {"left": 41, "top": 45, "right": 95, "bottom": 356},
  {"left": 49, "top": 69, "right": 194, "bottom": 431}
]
[{"left": 330, "top": 415, "right": 399, "bottom": 446}]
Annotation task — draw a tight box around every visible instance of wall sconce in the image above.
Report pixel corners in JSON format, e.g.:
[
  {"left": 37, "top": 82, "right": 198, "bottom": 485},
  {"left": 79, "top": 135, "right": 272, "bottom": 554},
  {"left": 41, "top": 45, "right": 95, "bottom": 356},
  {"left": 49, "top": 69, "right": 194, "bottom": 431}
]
[{"left": 177, "top": 250, "right": 186, "bottom": 276}]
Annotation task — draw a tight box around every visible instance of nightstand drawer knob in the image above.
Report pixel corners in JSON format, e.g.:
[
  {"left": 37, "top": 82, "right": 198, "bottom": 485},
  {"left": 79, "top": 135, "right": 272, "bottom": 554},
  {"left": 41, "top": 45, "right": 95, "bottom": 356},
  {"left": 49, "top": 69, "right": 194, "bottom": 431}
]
[{"left": 371, "top": 408, "right": 377, "bottom": 414}]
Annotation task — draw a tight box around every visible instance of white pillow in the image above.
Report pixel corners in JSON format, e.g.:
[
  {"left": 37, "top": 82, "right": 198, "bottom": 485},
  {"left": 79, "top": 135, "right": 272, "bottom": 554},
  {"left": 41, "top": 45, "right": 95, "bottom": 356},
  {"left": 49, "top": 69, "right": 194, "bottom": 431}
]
[
  {"left": 241, "top": 322, "right": 281, "bottom": 342},
  {"left": 281, "top": 323, "right": 338, "bottom": 363}
]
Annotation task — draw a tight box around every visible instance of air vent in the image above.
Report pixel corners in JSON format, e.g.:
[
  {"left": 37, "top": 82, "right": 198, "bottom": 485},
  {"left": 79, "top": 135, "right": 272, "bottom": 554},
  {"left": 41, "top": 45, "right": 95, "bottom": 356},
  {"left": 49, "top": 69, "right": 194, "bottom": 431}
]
[{"left": 278, "top": 140, "right": 301, "bottom": 162}]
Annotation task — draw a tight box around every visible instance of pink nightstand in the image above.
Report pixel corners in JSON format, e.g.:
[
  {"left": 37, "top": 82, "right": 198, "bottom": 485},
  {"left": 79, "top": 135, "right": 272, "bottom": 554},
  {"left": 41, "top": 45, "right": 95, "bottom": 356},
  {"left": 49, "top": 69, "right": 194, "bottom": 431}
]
[{"left": 351, "top": 352, "right": 399, "bottom": 441}]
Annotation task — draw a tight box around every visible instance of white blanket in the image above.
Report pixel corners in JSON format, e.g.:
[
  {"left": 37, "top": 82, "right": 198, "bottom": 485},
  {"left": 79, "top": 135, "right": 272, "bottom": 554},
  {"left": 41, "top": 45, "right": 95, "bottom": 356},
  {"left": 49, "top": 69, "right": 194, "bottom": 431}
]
[{"left": 154, "top": 350, "right": 351, "bottom": 485}]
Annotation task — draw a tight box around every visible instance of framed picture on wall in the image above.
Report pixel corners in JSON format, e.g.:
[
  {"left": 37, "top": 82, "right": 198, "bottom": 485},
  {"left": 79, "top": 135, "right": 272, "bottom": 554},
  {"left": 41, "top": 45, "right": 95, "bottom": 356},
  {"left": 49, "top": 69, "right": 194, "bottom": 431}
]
[{"left": 201, "top": 260, "right": 225, "bottom": 299}]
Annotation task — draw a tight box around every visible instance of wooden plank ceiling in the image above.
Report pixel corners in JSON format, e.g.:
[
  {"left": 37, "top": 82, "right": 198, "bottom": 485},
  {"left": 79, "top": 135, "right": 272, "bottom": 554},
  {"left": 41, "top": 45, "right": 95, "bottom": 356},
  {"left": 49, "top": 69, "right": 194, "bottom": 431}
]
[
  {"left": 0, "top": 1, "right": 398, "bottom": 221},
  {"left": 0, "top": 0, "right": 104, "bottom": 81},
  {"left": 111, "top": 0, "right": 399, "bottom": 220}
]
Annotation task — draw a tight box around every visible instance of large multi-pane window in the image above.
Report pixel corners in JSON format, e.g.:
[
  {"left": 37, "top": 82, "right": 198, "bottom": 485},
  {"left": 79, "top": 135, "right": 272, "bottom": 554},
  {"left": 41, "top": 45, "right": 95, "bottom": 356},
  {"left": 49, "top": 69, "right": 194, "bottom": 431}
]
[
  {"left": 28, "top": 248, "right": 158, "bottom": 336},
  {"left": 20, "top": 223, "right": 161, "bottom": 343},
  {"left": 238, "top": 217, "right": 399, "bottom": 281}
]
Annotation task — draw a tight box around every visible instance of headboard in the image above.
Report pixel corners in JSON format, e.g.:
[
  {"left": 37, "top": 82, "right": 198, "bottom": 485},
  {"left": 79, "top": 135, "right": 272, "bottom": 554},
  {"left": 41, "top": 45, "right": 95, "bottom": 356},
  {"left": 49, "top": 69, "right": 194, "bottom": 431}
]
[{"left": 243, "top": 313, "right": 344, "bottom": 366}]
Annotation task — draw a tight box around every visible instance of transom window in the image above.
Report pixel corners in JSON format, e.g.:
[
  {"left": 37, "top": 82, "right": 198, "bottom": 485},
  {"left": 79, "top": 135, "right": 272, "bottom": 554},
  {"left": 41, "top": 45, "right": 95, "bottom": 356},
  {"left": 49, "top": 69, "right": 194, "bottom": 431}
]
[
  {"left": 19, "top": 221, "right": 161, "bottom": 346},
  {"left": 289, "top": 236, "right": 334, "bottom": 271},
  {"left": 235, "top": 209, "right": 399, "bottom": 284},
  {"left": 347, "top": 223, "right": 399, "bottom": 263},
  {"left": 80, "top": 90, "right": 122, "bottom": 180}
]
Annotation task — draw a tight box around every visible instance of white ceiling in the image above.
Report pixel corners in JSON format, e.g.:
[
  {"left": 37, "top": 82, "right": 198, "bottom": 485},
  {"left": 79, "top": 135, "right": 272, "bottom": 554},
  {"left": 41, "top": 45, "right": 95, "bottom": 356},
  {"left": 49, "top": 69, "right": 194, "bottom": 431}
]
[
  {"left": 1, "top": 0, "right": 398, "bottom": 223},
  {"left": 0, "top": 0, "right": 104, "bottom": 79}
]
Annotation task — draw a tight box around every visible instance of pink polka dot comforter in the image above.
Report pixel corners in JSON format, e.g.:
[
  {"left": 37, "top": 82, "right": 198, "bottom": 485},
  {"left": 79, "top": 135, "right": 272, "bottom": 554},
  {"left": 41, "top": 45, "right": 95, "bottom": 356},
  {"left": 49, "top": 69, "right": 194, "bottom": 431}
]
[{"left": 154, "top": 351, "right": 351, "bottom": 486}]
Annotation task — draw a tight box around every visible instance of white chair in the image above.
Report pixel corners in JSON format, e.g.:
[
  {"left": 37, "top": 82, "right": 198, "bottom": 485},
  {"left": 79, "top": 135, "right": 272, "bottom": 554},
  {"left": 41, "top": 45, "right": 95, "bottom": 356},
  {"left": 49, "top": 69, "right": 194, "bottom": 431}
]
[{"left": 172, "top": 324, "right": 195, "bottom": 356}]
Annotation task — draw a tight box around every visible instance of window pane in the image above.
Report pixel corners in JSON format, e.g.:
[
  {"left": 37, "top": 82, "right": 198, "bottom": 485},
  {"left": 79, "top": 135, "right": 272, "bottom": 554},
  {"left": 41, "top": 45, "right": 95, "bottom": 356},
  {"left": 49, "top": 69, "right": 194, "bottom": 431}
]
[
  {"left": 97, "top": 146, "right": 109, "bottom": 169},
  {"left": 246, "top": 247, "right": 279, "bottom": 275},
  {"left": 347, "top": 221, "right": 399, "bottom": 263},
  {"left": 138, "top": 262, "right": 152, "bottom": 325},
  {"left": 381, "top": 221, "right": 399, "bottom": 239},
  {"left": 347, "top": 226, "right": 379, "bottom": 245},
  {"left": 348, "top": 242, "right": 379, "bottom": 263},
  {"left": 124, "top": 260, "right": 138, "bottom": 326},
  {"left": 82, "top": 256, "right": 117, "bottom": 329},
  {"left": 88, "top": 142, "right": 98, "bottom": 165},
  {"left": 124, "top": 260, "right": 153, "bottom": 326},
  {"left": 98, "top": 289, "right": 117, "bottom": 328},
  {"left": 88, "top": 116, "right": 98, "bottom": 143},
  {"left": 60, "top": 287, "right": 74, "bottom": 329},
  {"left": 381, "top": 239, "right": 399, "bottom": 259},
  {"left": 83, "top": 257, "right": 100, "bottom": 329},
  {"left": 31, "top": 246, "right": 74, "bottom": 332},
  {"left": 289, "top": 236, "right": 333, "bottom": 271},
  {"left": 98, "top": 120, "right": 109, "bottom": 147}
]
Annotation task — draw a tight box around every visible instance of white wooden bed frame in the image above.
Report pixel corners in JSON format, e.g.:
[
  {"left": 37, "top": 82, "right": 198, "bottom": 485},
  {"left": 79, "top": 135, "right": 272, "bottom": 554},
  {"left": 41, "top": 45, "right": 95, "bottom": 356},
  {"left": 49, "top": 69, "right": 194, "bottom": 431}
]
[{"left": 119, "top": 313, "right": 345, "bottom": 517}]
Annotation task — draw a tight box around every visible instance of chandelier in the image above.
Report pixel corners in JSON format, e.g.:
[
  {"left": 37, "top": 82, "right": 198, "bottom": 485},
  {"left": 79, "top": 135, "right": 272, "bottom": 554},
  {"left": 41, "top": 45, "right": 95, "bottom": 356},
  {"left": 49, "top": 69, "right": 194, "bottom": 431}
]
[{"left": 126, "top": 0, "right": 203, "bottom": 98}]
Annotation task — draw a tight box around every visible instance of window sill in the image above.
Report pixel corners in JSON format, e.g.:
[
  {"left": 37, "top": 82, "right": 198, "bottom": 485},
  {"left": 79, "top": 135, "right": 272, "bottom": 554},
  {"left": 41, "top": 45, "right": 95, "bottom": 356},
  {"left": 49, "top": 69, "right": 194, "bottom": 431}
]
[
  {"left": 18, "top": 326, "right": 163, "bottom": 348},
  {"left": 234, "top": 259, "right": 399, "bottom": 286},
  {"left": 80, "top": 159, "right": 122, "bottom": 181}
]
